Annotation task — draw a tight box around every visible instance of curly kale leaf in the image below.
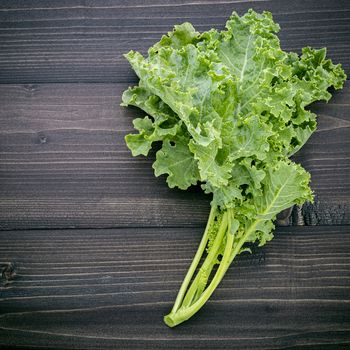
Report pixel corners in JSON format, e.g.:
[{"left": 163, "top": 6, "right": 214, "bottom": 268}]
[{"left": 121, "top": 9, "right": 346, "bottom": 327}]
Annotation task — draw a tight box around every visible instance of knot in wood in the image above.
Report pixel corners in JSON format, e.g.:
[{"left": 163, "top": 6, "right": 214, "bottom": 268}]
[{"left": 2, "top": 262, "right": 17, "bottom": 285}]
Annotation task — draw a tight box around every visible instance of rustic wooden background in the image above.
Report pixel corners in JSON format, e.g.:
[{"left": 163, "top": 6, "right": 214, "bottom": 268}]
[{"left": 0, "top": 1, "right": 349, "bottom": 349}]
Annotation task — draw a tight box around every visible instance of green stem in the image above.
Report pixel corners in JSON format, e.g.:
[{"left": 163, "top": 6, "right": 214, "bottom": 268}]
[
  {"left": 164, "top": 217, "right": 261, "bottom": 328},
  {"left": 181, "top": 210, "right": 228, "bottom": 307},
  {"left": 228, "top": 219, "right": 261, "bottom": 268},
  {"left": 164, "top": 222, "right": 233, "bottom": 327},
  {"left": 170, "top": 205, "right": 217, "bottom": 314}
]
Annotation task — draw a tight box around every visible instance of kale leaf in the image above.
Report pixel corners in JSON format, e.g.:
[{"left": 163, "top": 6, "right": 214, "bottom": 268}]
[{"left": 122, "top": 9, "right": 346, "bottom": 327}]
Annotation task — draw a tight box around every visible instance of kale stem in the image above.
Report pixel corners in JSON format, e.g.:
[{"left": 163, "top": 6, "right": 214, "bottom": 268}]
[
  {"left": 170, "top": 205, "right": 217, "bottom": 314},
  {"left": 164, "top": 217, "right": 233, "bottom": 327},
  {"left": 227, "top": 219, "right": 261, "bottom": 269},
  {"left": 181, "top": 210, "right": 228, "bottom": 307},
  {"left": 164, "top": 215, "right": 261, "bottom": 328}
]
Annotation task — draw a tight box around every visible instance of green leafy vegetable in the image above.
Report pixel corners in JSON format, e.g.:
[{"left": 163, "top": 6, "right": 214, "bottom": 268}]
[{"left": 121, "top": 9, "right": 346, "bottom": 327}]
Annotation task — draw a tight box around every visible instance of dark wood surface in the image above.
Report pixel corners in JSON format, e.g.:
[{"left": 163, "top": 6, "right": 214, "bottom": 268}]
[
  {"left": 1, "top": 226, "right": 350, "bottom": 349},
  {"left": 0, "top": 1, "right": 349, "bottom": 349},
  {"left": 0, "top": 0, "right": 350, "bottom": 83},
  {"left": 0, "top": 83, "right": 349, "bottom": 230}
]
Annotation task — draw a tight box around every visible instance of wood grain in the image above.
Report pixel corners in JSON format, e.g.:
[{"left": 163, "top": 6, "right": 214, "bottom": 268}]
[
  {"left": 0, "top": 0, "right": 349, "bottom": 83},
  {"left": 0, "top": 226, "right": 349, "bottom": 349},
  {"left": 0, "top": 83, "right": 349, "bottom": 230},
  {"left": 1, "top": 1, "right": 349, "bottom": 349}
]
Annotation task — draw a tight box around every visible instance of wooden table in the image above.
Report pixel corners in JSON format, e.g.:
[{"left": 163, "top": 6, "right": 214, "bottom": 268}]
[{"left": 1, "top": 1, "right": 349, "bottom": 349}]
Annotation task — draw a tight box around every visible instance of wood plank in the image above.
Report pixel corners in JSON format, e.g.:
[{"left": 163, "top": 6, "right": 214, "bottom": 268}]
[
  {"left": 0, "top": 83, "right": 349, "bottom": 230},
  {"left": 0, "top": 0, "right": 349, "bottom": 83},
  {"left": 1, "top": 226, "right": 349, "bottom": 349}
]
